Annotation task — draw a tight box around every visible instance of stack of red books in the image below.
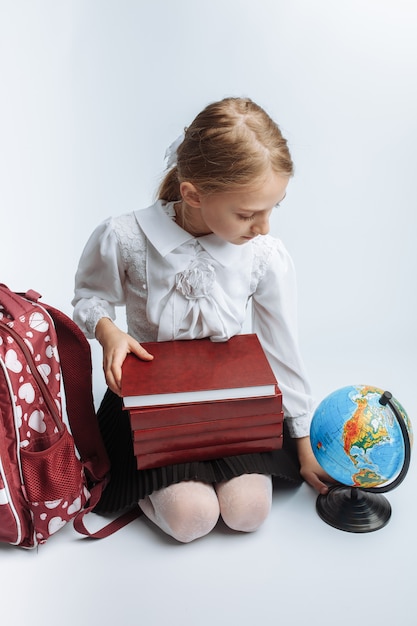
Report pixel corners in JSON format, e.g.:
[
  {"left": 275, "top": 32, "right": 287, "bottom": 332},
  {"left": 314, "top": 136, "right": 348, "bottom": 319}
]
[{"left": 121, "top": 334, "right": 284, "bottom": 469}]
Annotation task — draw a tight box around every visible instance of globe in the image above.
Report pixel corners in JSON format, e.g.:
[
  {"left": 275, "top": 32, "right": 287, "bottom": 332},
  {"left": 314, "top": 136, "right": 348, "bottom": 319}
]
[
  {"left": 310, "top": 385, "right": 413, "bottom": 532},
  {"left": 311, "top": 385, "right": 412, "bottom": 488}
]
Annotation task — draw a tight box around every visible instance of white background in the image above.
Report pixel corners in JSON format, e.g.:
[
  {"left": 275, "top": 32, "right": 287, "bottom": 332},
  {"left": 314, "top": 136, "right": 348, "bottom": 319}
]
[{"left": 1, "top": 2, "right": 416, "bottom": 625}]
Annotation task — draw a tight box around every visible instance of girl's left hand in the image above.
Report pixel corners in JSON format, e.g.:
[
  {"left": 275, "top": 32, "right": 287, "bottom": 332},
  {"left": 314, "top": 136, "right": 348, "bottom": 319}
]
[{"left": 296, "top": 436, "right": 334, "bottom": 495}]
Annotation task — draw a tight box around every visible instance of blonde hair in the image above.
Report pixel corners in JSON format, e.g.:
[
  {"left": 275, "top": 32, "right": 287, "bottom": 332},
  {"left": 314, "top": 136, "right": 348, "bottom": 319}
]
[{"left": 158, "top": 97, "right": 293, "bottom": 202}]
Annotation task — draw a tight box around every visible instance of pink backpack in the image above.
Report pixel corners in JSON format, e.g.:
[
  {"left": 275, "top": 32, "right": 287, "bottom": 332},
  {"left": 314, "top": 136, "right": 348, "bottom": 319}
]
[{"left": 0, "top": 284, "right": 138, "bottom": 548}]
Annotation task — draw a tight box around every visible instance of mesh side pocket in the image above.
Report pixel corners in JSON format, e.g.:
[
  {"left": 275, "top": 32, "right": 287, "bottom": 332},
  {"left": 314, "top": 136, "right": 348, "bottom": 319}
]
[{"left": 20, "top": 428, "right": 84, "bottom": 503}]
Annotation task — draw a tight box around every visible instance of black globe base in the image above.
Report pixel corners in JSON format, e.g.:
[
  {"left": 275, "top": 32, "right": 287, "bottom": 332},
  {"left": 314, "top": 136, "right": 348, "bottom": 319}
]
[{"left": 316, "top": 485, "right": 392, "bottom": 533}]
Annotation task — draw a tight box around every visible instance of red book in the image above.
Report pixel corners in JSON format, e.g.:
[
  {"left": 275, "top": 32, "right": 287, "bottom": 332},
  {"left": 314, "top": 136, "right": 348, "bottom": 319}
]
[
  {"left": 133, "top": 412, "right": 282, "bottom": 443},
  {"left": 135, "top": 437, "right": 283, "bottom": 470},
  {"left": 128, "top": 395, "right": 282, "bottom": 430},
  {"left": 121, "top": 335, "right": 284, "bottom": 469},
  {"left": 133, "top": 422, "right": 283, "bottom": 456},
  {"left": 121, "top": 334, "right": 279, "bottom": 409}
]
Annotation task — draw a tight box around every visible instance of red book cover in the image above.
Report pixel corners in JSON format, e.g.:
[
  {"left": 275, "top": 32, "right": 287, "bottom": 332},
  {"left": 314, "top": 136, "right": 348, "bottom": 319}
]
[
  {"left": 133, "top": 422, "right": 283, "bottom": 456},
  {"left": 121, "top": 334, "right": 279, "bottom": 408},
  {"left": 133, "top": 412, "right": 283, "bottom": 443},
  {"left": 128, "top": 395, "right": 282, "bottom": 430},
  {"left": 135, "top": 437, "right": 283, "bottom": 470}
]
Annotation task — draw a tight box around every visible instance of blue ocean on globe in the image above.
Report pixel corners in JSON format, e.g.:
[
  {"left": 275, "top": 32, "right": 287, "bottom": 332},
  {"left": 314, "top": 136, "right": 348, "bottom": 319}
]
[{"left": 310, "top": 385, "right": 413, "bottom": 488}]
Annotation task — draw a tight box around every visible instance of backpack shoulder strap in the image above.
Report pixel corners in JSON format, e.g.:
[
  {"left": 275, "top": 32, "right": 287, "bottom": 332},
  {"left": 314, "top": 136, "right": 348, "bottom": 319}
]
[
  {"left": 37, "top": 297, "right": 142, "bottom": 538},
  {"left": 42, "top": 302, "right": 110, "bottom": 480}
]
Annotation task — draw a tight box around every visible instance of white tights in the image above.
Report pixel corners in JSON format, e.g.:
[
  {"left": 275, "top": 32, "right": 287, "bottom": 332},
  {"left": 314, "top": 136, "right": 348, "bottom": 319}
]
[{"left": 139, "top": 474, "right": 272, "bottom": 543}]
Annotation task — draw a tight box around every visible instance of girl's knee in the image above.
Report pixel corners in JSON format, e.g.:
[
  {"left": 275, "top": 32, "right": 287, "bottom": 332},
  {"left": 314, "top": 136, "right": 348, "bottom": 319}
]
[
  {"left": 216, "top": 474, "right": 272, "bottom": 533},
  {"left": 168, "top": 496, "right": 219, "bottom": 543},
  {"left": 140, "top": 482, "right": 220, "bottom": 543}
]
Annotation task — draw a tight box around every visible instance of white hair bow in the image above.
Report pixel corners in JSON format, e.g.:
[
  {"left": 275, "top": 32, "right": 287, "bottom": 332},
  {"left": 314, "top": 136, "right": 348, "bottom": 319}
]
[{"left": 164, "top": 133, "right": 185, "bottom": 169}]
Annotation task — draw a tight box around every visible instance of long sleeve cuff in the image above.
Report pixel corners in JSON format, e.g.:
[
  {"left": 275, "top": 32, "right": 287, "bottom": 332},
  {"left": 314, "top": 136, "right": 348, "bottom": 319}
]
[
  {"left": 73, "top": 299, "right": 115, "bottom": 339},
  {"left": 285, "top": 413, "right": 312, "bottom": 438}
]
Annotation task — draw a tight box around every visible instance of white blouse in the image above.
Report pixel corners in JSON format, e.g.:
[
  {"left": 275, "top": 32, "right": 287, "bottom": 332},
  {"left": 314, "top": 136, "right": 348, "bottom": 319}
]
[{"left": 72, "top": 200, "right": 314, "bottom": 437}]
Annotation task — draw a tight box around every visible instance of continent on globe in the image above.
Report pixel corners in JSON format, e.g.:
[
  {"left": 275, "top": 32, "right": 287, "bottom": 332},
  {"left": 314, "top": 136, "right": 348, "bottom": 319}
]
[{"left": 343, "top": 385, "right": 390, "bottom": 464}]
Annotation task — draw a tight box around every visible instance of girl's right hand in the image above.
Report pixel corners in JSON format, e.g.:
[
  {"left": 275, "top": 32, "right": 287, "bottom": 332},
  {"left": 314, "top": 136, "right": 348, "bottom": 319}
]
[{"left": 95, "top": 318, "right": 154, "bottom": 395}]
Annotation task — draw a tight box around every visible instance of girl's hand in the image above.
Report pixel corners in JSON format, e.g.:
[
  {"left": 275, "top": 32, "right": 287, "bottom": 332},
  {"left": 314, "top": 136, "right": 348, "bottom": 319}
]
[
  {"left": 296, "top": 436, "right": 334, "bottom": 495},
  {"left": 95, "top": 318, "right": 153, "bottom": 395}
]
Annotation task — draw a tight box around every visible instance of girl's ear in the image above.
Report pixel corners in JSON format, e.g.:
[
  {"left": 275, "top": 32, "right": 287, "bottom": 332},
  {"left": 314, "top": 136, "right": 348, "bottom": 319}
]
[{"left": 180, "top": 182, "right": 202, "bottom": 208}]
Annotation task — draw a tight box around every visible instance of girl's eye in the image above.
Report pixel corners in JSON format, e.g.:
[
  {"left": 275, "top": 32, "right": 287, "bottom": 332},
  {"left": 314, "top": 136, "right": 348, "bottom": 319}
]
[
  {"left": 275, "top": 193, "right": 286, "bottom": 208},
  {"left": 238, "top": 214, "right": 256, "bottom": 221}
]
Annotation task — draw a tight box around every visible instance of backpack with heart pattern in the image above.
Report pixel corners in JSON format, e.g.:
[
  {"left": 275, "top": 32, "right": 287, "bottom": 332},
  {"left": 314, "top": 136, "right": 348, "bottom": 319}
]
[{"left": 0, "top": 284, "right": 138, "bottom": 548}]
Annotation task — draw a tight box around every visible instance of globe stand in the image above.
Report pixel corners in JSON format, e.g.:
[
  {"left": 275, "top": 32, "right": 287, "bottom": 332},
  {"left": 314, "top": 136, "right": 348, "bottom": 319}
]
[
  {"left": 315, "top": 391, "right": 411, "bottom": 533},
  {"left": 316, "top": 486, "right": 391, "bottom": 533}
]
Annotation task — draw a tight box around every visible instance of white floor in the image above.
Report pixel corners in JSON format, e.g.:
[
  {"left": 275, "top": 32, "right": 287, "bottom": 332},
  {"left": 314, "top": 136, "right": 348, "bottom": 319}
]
[{"left": 1, "top": 347, "right": 416, "bottom": 626}]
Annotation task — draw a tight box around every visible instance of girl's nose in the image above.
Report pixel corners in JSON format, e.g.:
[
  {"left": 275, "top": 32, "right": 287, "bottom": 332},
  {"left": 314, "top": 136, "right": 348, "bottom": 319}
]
[{"left": 251, "top": 216, "right": 270, "bottom": 236}]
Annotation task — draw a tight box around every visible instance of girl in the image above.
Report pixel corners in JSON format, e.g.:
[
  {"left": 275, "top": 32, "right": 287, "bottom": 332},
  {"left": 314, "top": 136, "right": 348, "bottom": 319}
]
[{"left": 72, "top": 97, "right": 329, "bottom": 543}]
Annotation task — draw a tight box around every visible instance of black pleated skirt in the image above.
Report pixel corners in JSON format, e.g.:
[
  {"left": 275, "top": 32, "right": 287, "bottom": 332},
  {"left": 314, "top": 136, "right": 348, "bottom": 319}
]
[{"left": 94, "top": 388, "right": 303, "bottom": 514}]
